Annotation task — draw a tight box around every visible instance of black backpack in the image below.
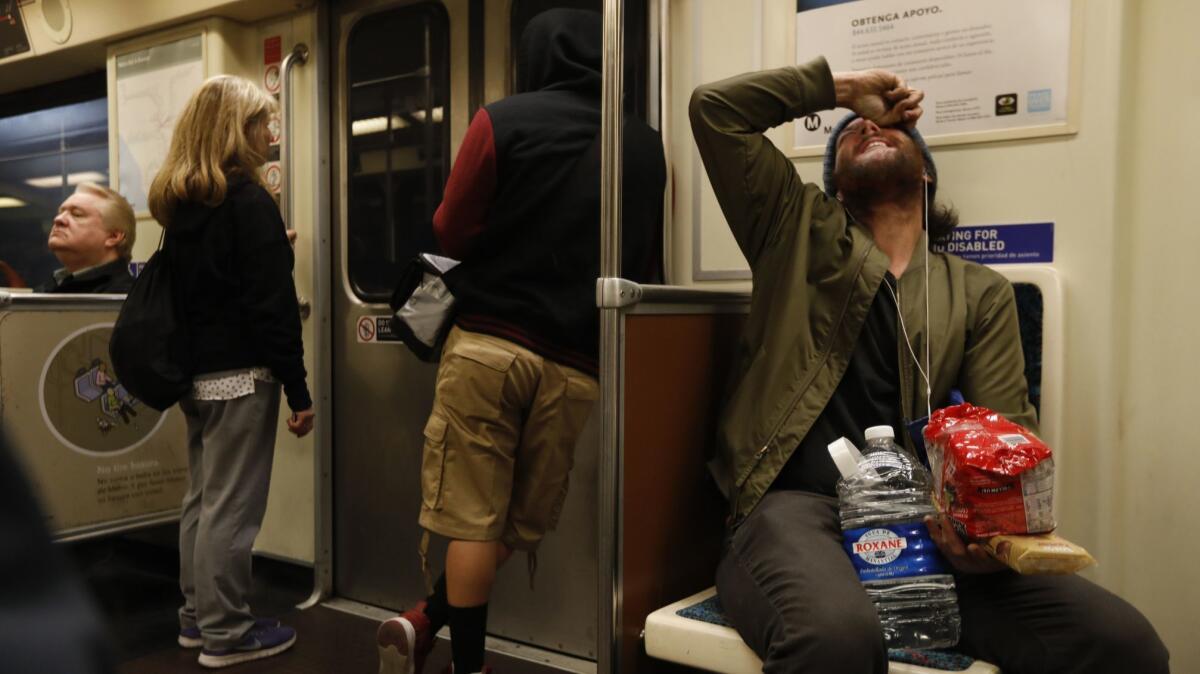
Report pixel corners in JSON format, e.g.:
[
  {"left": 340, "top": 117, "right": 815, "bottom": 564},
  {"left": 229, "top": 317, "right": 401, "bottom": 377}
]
[{"left": 108, "top": 233, "right": 192, "bottom": 411}]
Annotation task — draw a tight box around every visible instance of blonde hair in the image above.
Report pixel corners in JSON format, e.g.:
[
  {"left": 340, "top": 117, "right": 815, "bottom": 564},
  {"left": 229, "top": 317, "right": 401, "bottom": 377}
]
[
  {"left": 76, "top": 182, "right": 137, "bottom": 259},
  {"left": 147, "top": 75, "right": 276, "bottom": 226}
]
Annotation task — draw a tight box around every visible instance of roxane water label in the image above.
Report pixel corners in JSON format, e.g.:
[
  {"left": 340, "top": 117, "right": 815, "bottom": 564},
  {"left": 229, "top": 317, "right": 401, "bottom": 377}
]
[{"left": 843, "top": 522, "right": 951, "bottom": 581}]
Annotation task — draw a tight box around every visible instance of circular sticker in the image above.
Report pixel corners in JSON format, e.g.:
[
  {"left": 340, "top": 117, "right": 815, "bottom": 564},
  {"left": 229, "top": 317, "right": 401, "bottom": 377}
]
[
  {"left": 264, "top": 64, "right": 282, "bottom": 94},
  {"left": 268, "top": 114, "right": 282, "bottom": 145},
  {"left": 39, "top": 323, "right": 168, "bottom": 458},
  {"left": 852, "top": 528, "right": 908, "bottom": 566},
  {"left": 357, "top": 316, "right": 376, "bottom": 342},
  {"left": 264, "top": 163, "right": 282, "bottom": 193}
]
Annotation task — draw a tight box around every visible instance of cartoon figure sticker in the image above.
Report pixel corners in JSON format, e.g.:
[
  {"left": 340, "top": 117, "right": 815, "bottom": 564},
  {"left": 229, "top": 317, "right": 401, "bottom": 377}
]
[
  {"left": 74, "top": 359, "right": 140, "bottom": 427},
  {"left": 40, "top": 324, "right": 167, "bottom": 457}
]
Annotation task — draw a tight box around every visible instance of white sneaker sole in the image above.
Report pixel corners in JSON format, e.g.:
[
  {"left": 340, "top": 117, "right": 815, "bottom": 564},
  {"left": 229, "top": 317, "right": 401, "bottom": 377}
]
[
  {"left": 197, "top": 634, "right": 296, "bottom": 668},
  {"left": 178, "top": 634, "right": 203, "bottom": 649},
  {"left": 377, "top": 617, "right": 417, "bottom": 674}
]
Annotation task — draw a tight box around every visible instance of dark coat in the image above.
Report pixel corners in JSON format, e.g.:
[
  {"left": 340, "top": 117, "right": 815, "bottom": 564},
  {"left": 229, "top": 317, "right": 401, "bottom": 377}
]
[
  {"left": 166, "top": 178, "right": 311, "bottom": 412},
  {"left": 37, "top": 258, "right": 133, "bottom": 294}
]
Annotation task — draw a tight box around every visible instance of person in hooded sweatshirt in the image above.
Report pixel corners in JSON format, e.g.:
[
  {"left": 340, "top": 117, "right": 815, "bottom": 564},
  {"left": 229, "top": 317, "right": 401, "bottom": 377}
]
[
  {"left": 376, "top": 9, "right": 665, "bottom": 674},
  {"left": 146, "top": 75, "right": 314, "bottom": 669}
]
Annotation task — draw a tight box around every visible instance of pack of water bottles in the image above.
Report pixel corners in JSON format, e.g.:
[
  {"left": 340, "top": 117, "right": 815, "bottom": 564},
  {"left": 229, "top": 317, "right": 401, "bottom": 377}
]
[
  {"left": 923, "top": 403, "right": 1055, "bottom": 539},
  {"left": 829, "top": 426, "right": 961, "bottom": 650}
]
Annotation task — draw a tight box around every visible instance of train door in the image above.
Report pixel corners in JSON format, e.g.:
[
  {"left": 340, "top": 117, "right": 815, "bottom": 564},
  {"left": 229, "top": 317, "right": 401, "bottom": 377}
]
[{"left": 331, "top": 0, "right": 602, "bottom": 662}]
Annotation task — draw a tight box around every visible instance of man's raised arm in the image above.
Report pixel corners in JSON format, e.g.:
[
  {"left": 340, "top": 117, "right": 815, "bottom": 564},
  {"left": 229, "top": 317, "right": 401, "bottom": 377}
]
[{"left": 689, "top": 57, "right": 923, "bottom": 269}]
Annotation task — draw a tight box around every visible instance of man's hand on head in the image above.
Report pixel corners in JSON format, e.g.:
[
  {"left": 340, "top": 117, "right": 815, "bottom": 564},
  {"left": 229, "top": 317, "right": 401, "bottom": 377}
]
[{"left": 833, "top": 69, "right": 924, "bottom": 128}]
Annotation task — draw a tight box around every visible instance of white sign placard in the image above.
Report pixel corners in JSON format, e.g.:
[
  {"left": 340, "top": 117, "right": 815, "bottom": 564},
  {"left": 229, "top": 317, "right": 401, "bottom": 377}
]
[
  {"left": 115, "top": 35, "right": 205, "bottom": 214},
  {"left": 794, "top": 0, "right": 1073, "bottom": 152}
]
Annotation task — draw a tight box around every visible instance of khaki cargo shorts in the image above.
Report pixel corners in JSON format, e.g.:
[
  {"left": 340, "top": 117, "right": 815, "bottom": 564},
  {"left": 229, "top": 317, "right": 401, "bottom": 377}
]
[{"left": 418, "top": 326, "right": 599, "bottom": 551}]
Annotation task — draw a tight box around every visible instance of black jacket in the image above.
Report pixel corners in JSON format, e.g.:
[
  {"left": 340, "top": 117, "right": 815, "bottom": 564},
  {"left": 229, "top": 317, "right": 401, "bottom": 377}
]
[
  {"left": 442, "top": 9, "right": 666, "bottom": 375},
  {"left": 37, "top": 259, "right": 134, "bottom": 293},
  {"left": 166, "top": 178, "right": 311, "bottom": 412}
]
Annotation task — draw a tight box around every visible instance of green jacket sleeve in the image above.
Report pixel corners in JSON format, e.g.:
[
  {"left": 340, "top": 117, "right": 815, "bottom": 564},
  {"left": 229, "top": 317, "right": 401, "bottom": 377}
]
[
  {"left": 959, "top": 280, "right": 1040, "bottom": 434},
  {"left": 688, "top": 57, "right": 837, "bottom": 268}
]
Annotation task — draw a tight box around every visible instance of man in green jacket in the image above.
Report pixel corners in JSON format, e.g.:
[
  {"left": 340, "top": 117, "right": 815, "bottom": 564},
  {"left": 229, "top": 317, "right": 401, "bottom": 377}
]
[{"left": 690, "top": 57, "right": 1167, "bottom": 673}]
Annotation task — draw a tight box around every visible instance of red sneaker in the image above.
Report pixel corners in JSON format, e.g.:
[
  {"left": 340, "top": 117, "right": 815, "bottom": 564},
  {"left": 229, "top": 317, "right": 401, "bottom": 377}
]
[{"left": 377, "top": 601, "right": 434, "bottom": 674}]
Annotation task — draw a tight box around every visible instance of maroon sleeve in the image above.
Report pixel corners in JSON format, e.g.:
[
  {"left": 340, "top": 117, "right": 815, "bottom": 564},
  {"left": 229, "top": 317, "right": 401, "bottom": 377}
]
[{"left": 433, "top": 108, "right": 497, "bottom": 259}]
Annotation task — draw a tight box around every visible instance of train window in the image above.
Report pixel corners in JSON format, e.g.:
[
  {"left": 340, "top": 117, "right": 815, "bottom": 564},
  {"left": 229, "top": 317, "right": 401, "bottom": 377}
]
[
  {"left": 346, "top": 2, "right": 451, "bottom": 302},
  {"left": 0, "top": 73, "right": 108, "bottom": 289},
  {"left": 509, "top": 0, "right": 649, "bottom": 121}
]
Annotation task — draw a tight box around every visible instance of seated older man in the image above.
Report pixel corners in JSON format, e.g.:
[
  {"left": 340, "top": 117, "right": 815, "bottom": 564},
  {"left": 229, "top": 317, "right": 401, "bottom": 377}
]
[{"left": 36, "top": 183, "right": 136, "bottom": 294}]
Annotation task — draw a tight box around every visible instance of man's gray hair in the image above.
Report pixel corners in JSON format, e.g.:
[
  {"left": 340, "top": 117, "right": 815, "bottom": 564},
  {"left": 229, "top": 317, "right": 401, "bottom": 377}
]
[{"left": 75, "top": 182, "right": 137, "bottom": 260}]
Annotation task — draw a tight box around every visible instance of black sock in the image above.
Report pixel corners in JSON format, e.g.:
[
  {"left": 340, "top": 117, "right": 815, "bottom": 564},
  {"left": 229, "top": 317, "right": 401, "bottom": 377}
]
[
  {"left": 449, "top": 603, "right": 488, "bottom": 674},
  {"left": 423, "top": 575, "right": 450, "bottom": 633}
]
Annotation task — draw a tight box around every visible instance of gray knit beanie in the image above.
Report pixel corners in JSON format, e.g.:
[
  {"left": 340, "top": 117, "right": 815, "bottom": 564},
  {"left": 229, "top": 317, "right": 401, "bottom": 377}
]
[{"left": 822, "top": 113, "right": 936, "bottom": 202}]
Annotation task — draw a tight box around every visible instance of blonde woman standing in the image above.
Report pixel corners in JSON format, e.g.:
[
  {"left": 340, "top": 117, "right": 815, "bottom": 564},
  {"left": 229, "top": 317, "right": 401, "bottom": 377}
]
[{"left": 148, "top": 75, "right": 314, "bottom": 669}]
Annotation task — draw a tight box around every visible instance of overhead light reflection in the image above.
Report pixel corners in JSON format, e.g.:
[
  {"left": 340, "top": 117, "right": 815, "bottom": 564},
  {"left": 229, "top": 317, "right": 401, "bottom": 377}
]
[
  {"left": 410, "top": 107, "right": 443, "bottom": 123},
  {"left": 24, "top": 171, "right": 108, "bottom": 189},
  {"left": 0, "top": 196, "right": 27, "bottom": 208},
  {"left": 351, "top": 115, "right": 411, "bottom": 136}
]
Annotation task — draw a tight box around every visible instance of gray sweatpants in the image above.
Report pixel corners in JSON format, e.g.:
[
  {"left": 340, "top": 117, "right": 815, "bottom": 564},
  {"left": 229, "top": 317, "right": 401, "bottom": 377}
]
[
  {"left": 716, "top": 490, "right": 1170, "bottom": 674},
  {"left": 177, "top": 381, "right": 280, "bottom": 650}
]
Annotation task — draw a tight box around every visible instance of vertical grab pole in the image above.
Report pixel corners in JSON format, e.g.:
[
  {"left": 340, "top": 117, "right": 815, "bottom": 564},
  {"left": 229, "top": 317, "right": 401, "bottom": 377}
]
[
  {"left": 280, "top": 43, "right": 311, "bottom": 320},
  {"left": 280, "top": 43, "right": 310, "bottom": 229},
  {"left": 598, "top": 1, "right": 624, "bottom": 673}
]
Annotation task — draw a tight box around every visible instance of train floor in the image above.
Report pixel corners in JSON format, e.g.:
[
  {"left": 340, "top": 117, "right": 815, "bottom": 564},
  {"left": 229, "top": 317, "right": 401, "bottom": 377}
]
[{"left": 65, "top": 527, "right": 579, "bottom": 674}]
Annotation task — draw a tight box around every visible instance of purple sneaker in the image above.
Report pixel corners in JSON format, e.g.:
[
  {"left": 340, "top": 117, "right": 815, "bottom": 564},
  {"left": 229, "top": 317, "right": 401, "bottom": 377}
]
[
  {"left": 197, "top": 623, "right": 296, "bottom": 668},
  {"left": 178, "top": 617, "right": 280, "bottom": 649}
]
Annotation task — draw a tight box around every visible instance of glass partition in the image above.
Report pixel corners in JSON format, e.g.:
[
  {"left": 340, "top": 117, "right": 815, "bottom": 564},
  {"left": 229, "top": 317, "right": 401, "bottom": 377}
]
[{"left": 0, "top": 90, "right": 109, "bottom": 289}]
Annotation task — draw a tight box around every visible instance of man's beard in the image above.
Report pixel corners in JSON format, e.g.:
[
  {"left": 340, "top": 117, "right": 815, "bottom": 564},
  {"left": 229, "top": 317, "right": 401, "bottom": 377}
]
[{"left": 832, "top": 147, "right": 924, "bottom": 212}]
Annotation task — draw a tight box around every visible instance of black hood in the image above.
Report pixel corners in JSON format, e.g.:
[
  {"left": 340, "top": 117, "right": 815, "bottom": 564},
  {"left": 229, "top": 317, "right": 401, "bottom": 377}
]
[{"left": 515, "top": 9, "right": 602, "bottom": 95}]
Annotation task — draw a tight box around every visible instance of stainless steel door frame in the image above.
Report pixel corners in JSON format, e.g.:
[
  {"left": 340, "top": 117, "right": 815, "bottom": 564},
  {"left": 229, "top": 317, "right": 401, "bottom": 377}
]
[{"left": 304, "top": 0, "right": 335, "bottom": 608}]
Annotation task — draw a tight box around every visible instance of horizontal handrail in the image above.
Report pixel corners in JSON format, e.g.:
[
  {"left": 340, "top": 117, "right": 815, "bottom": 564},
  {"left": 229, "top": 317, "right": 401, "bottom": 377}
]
[
  {"left": 638, "top": 284, "right": 751, "bottom": 305},
  {"left": 0, "top": 292, "right": 125, "bottom": 307}
]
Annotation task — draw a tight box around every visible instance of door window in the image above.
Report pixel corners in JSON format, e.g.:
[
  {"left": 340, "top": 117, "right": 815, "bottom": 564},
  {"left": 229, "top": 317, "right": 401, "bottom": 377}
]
[{"left": 346, "top": 3, "right": 451, "bottom": 301}]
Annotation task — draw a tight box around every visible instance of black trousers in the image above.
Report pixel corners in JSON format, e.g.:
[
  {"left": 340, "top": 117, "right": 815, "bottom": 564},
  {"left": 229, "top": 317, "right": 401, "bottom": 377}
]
[{"left": 716, "top": 490, "right": 1169, "bottom": 674}]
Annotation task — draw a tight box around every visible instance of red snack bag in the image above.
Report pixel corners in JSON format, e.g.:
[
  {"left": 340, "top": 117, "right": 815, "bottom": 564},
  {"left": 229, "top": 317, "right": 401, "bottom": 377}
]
[{"left": 923, "top": 403, "right": 1055, "bottom": 539}]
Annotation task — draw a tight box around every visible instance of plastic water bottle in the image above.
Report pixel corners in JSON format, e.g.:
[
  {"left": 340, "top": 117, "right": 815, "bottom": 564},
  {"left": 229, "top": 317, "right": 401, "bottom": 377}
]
[{"left": 833, "top": 425, "right": 961, "bottom": 649}]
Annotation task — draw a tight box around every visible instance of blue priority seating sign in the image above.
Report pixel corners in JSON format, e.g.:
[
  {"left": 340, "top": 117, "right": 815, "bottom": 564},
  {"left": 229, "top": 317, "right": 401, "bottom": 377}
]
[{"left": 934, "top": 222, "right": 1054, "bottom": 264}]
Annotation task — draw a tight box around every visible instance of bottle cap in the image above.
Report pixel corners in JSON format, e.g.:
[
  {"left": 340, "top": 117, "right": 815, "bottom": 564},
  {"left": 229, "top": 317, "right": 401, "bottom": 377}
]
[
  {"left": 864, "top": 425, "right": 895, "bottom": 441},
  {"left": 827, "top": 437, "right": 865, "bottom": 480}
]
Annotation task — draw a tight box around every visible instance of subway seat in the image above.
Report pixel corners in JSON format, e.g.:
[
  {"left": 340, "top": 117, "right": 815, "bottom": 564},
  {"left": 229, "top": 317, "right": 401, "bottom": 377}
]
[{"left": 644, "top": 587, "right": 1000, "bottom": 674}]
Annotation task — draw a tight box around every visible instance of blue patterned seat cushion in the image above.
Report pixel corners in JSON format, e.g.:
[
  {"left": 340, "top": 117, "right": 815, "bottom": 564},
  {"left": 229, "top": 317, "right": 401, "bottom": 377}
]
[{"left": 677, "top": 594, "right": 977, "bottom": 672}]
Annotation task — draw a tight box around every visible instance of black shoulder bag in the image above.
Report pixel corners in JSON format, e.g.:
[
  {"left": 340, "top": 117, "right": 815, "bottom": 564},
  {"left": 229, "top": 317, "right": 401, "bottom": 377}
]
[
  {"left": 388, "top": 252, "right": 462, "bottom": 362},
  {"left": 108, "top": 230, "right": 192, "bottom": 411}
]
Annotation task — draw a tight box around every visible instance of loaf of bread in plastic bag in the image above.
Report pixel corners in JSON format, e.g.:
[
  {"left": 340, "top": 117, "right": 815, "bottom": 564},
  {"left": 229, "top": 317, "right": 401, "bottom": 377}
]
[{"left": 984, "top": 533, "right": 1097, "bottom": 574}]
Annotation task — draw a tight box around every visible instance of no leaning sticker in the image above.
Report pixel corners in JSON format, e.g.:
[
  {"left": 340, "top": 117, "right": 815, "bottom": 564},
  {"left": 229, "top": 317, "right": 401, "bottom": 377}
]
[{"left": 356, "top": 315, "right": 401, "bottom": 344}]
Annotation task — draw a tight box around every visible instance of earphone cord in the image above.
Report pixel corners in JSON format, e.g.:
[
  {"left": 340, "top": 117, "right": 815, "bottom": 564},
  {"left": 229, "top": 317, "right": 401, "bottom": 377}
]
[
  {"left": 882, "top": 275, "right": 932, "bottom": 419},
  {"left": 922, "top": 178, "right": 932, "bottom": 420}
]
